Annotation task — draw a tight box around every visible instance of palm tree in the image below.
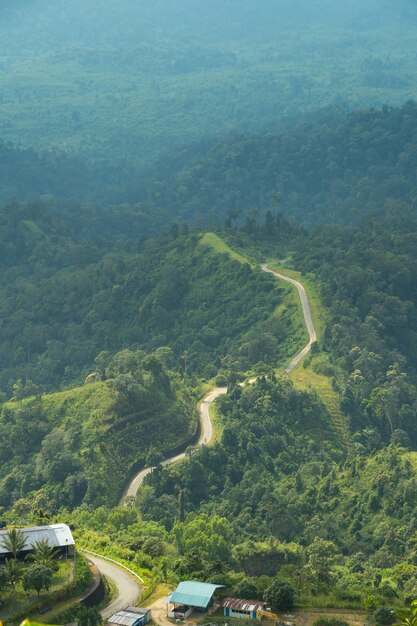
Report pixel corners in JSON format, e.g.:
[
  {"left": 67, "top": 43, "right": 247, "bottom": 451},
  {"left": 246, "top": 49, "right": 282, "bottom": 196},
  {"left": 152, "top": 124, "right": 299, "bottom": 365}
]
[
  {"left": 0, "top": 528, "right": 27, "bottom": 559},
  {"left": 30, "top": 538, "right": 57, "bottom": 571},
  {"left": 4, "top": 558, "right": 22, "bottom": 587}
]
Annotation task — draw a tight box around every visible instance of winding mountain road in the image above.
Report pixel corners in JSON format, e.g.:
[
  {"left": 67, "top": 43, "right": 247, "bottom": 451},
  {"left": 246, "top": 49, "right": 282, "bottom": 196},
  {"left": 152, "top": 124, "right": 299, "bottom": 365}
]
[
  {"left": 122, "top": 262, "right": 315, "bottom": 505},
  {"left": 97, "top": 261, "right": 316, "bottom": 616},
  {"left": 87, "top": 554, "right": 141, "bottom": 618},
  {"left": 261, "top": 263, "right": 316, "bottom": 373},
  {"left": 121, "top": 386, "right": 228, "bottom": 503}
]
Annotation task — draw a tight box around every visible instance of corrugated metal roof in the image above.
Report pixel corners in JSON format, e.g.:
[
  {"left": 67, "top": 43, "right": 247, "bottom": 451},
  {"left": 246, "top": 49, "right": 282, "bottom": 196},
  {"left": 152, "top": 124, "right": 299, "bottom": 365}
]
[
  {"left": 170, "top": 581, "right": 224, "bottom": 609},
  {"left": 221, "top": 597, "right": 266, "bottom": 612},
  {"left": 0, "top": 524, "right": 74, "bottom": 555},
  {"left": 107, "top": 611, "right": 144, "bottom": 626}
]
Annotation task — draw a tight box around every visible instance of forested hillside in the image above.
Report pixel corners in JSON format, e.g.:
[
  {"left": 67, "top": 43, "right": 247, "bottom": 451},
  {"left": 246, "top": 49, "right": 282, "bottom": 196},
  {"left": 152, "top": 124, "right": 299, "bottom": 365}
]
[
  {"left": 0, "top": 349, "right": 197, "bottom": 510},
  {"left": 137, "top": 212, "right": 417, "bottom": 610},
  {"left": 0, "top": 140, "right": 95, "bottom": 202},
  {"left": 4, "top": 0, "right": 417, "bottom": 620},
  {"left": 143, "top": 101, "right": 417, "bottom": 226},
  {"left": 0, "top": 139, "right": 148, "bottom": 205},
  {"left": 294, "top": 210, "right": 417, "bottom": 445},
  {"left": 143, "top": 376, "right": 417, "bottom": 607},
  {"left": 0, "top": 213, "right": 307, "bottom": 515},
  {"left": 5, "top": 102, "right": 417, "bottom": 230},
  {"left": 2, "top": 121, "right": 417, "bottom": 616},
  {"left": 2, "top": 204, "right": 417, "bottom": 613},
  {"left": 0, "top": 208, "right": 302, "bottom": 395}
]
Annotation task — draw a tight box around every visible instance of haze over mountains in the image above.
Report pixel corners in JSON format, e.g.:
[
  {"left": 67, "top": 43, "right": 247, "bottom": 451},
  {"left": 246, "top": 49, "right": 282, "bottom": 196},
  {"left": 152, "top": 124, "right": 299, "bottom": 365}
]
[
  {"left": 3, "top": 2, "right": 417, "bottom": 620},
  {"left": 2, "top": 0, "right": 417, "bottom": 169}
]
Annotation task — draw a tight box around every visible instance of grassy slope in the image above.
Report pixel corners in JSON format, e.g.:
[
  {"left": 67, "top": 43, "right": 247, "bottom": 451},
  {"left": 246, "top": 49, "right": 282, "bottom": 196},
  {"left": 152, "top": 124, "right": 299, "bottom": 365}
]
[
  {"left": 200, "top": 233, "right": 307, "bottom": 371},
  {"left": 266, "top": 261, "right": 326, "bottom": 343},
  {"left": 199, "top": 234, "right": 348, "bottom": 449},
  {"left": 0, "top": 560, "right": 72, "bottom": 621},
  {"left": 2, "top": 231, "right": 316, "bottom": 510},
  {"left": 2, "top": 377, "right": 196, "bottom": 507},
  {"left": 200, "top": 232, "right": 252, "bottom": 266},
  {"left": 290, "top": 366, "right": 352, "bottom": 452},
  {"left": 264, "top": 260, "right": 351, "bottom": 451},
  {"left": 14, "top": 380, "right": 116, "bottom": 432},
  {"left": 141, "top": 583, "right": 173, "bottom": 607},
  {"left": 26, "top": 552, "right": 108, "bottom": 623}
]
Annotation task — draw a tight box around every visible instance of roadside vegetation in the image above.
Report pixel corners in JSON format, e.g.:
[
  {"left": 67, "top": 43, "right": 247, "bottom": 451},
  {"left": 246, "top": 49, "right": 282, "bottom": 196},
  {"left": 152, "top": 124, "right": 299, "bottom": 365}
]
[
  {"left": 0, "top": 350, "right": 197, "bottom": 510},
  {"left": 137, "top": 215, "right": 417, "bottom": 613},
  {"left": 0, "top": 221, "right": 306, "bottom": 513},
  {"left": 0, "top": 542, "right": 91, "bottom": 622},
  {"left": 3, "top": 216, "right": 417, "bottom": 617}
]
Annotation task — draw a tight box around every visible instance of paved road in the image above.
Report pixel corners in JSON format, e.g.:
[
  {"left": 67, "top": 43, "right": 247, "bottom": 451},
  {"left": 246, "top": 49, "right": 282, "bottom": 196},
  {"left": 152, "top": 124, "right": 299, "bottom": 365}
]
[
  {"left": 199, "top": 386, "right": 227, "bottom": 444},
  {"left": 122, "top": 264, "right": 315, "bottom": 504},
  {"left": 97, "top": 261, "right": 315, "bottom": 617},
  {"left": 121, "top": 386, "right": 227, "bottom": 502},
  {"left": 261, "top": 263, "right": 317, "bottom": 373},
  {"left": 88, "top": 555, "right": 141, "bottom": 619},
  {"left": 91, "top": 262, "right": 317, "bottom": 617}
]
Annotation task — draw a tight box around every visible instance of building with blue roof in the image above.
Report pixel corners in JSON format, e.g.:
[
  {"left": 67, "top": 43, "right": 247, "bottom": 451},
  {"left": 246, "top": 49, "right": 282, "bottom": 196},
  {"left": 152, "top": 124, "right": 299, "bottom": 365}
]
[{"left": 166, "top": 581, "right": 224, "bottom": 619}]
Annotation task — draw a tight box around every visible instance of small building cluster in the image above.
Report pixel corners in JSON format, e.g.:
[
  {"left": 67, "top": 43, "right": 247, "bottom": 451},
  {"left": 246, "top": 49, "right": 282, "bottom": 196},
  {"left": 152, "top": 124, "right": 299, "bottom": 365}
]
[
  {"left": 0, "top": 526, "right": 280, "bottom": 624},
  {"left": 164, "top": 581, "right": 279, "bottom": 622}
]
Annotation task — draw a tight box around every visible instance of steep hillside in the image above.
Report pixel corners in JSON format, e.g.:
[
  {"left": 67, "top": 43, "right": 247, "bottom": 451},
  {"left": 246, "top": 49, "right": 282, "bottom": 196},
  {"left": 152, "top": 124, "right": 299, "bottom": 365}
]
[
  {"left": 0, "top": 140, "right": 95, "bottom": 202},
  {"left": 2, "top": 213, "right": 417, "bottom": 613},
  {"left": 142, "top": 374, "right": 417, "bottom": 606},
  {"left": 0, "top": 348, "right": 197, "bottom": 510},
  {"left": 0, "top": 219, "right": 303, "bottom": 394},
  {"left": 137, "top": 215, "right": 417, "bottom": 610}
]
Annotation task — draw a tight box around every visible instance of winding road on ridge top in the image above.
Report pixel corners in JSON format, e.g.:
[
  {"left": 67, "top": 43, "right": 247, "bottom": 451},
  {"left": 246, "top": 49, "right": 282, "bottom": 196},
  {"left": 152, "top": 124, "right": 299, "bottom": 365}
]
[
  {"left": 261, "top": 264, "right": 316, "bottom": 373},
  {"left": 96, "top": 263, "right": 316, "bottom": 619},
  {"left": 96, "top": 263, "right": 317, "bottom": 623},
  {"left": 121, "top": 263, "right": 316, "bottom": 504}
]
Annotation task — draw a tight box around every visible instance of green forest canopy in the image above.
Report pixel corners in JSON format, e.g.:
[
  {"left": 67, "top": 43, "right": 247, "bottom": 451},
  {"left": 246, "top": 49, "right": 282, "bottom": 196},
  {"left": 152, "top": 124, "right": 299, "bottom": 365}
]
[
  {"left": 1, "top": 0, "right": 417, "bottom": 166},
  {"left": 143, "top": 101, "right": 417, "bottom": 226}
]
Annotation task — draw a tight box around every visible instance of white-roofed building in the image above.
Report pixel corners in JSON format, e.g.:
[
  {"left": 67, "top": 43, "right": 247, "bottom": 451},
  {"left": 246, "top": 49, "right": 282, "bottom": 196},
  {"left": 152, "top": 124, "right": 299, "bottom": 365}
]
[{"left": 0, "top": 524, "right": 75, "bottom": 559}]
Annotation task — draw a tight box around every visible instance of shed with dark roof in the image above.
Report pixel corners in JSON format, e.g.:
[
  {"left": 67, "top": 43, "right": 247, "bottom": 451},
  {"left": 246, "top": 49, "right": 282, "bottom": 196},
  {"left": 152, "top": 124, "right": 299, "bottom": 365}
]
[{"left": 106, "top": 607, "right": 150, "bottom": 626}]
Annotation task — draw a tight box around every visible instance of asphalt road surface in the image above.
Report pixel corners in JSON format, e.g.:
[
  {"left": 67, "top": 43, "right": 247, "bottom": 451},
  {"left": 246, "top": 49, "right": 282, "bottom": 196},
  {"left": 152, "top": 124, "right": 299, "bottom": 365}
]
[
  {"left": 88, "top": 555, "right": 141, "bottom": 619},
  {"left": 121, "top": 386, "right": 227, "bottom": 502},
  {"left": 96, "top": 263, "right": 316, "bottom": 617},
  {"left": 260, "top": 263, "right": 317, "bottom": 373}
]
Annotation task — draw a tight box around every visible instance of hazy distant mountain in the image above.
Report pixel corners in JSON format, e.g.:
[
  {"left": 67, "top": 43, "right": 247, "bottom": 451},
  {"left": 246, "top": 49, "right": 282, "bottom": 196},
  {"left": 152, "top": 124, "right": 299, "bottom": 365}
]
[
  {"left": 142, "top": 102, "right": 417, "bottom": 227},
  {"left": 1, "top": 0, "right": 417, "bottom": 166},
  {"left": 2, "top": 1, "right": 413, "bottom": 49}
]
